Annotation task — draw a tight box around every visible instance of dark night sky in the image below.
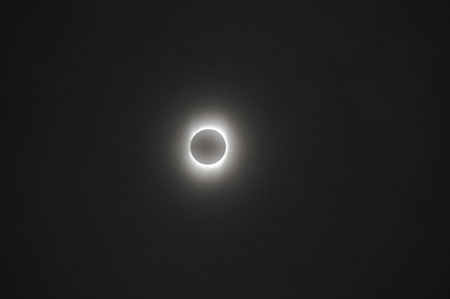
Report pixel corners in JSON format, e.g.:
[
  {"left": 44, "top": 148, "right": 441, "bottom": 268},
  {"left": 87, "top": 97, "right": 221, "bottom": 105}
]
[{"left": 3, "top": 1, "right": 450, "bottom": 298}]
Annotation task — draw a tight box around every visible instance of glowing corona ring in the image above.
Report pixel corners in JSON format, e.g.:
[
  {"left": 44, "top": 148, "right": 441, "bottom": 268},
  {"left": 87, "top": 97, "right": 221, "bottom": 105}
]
[{"left": 188, "top": 126, "right": 228, "bottom": 169}]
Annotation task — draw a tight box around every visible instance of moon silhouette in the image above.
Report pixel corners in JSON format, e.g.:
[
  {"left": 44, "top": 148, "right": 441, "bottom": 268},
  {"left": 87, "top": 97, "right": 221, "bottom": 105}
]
[{"left": 190, "top": 129, "right": 226, "bottom": 165}]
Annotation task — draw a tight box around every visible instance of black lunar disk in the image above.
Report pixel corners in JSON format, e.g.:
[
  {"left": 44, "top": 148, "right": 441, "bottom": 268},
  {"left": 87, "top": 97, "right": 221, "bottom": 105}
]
[{"left": 190, "top": 129, "right": 226, "bottom": 165}]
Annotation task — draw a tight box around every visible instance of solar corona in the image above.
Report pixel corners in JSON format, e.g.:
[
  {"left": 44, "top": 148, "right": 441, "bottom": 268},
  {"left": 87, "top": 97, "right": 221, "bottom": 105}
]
[
  {"left": 180, "top": 111, "right": 239, "bottom": 181},
  {"left": 190, "top": 128, "right": 227, "bottom": 166},
  {"left": 188, "top": 126, "right": 228, "bottom": 169}
]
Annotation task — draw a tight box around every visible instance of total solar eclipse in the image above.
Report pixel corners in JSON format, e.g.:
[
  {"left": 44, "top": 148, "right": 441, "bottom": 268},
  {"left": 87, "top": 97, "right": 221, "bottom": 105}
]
[{"left": 190, "top": 129, "right": 226, "bottom": 165}]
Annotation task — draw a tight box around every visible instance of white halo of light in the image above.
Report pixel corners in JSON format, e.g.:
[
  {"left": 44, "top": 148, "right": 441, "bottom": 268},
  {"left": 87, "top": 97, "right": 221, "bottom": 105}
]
[
  {"left": 179, "top": 112, "right": 238, "bottom": 181},
  {"left": 188, "top": 127, "right": 228, "bottom": 169}
]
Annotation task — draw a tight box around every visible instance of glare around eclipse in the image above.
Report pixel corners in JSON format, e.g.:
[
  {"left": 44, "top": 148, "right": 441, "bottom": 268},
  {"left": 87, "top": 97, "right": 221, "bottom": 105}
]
[{"left": 188, "top": 127, "right": 228, "bottom": 169}]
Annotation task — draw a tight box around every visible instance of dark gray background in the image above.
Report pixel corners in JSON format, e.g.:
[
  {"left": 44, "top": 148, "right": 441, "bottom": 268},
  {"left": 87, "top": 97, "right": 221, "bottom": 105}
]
[{"left": 3, "top": 1, "right": 449, "bottom": 298}]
